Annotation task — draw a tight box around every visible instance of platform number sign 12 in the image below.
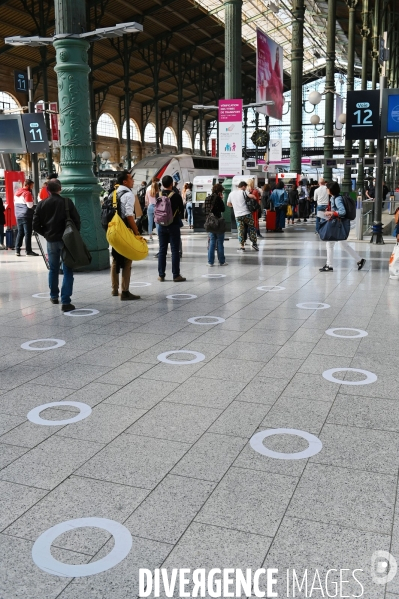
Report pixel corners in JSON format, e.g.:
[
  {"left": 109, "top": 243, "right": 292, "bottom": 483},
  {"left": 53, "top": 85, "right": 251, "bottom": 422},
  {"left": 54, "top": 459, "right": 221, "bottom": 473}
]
[
  {"left": 346, "top": 90, "right": 380, "bottom": 140},
  {"left": 21, "top": 113, "right": 49, "bottom": 153}
]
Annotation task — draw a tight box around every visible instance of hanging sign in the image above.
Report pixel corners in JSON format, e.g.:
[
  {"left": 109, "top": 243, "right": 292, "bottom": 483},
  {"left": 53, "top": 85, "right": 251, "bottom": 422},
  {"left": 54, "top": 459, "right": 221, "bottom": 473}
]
[
  {"left": 49, "top": 102, "right": 59, "bottom": 142},
  {"left": 335, "top": 95, "right": 343, "bottom": 139},
  {"left": 211, "top": 137, "right": 216, "bottom": 157},
  {"left": 21, "top": 113, "right": 49, "bottom": 153},
  {"left": 346, "top": 90, "right": 380, "bottom": 140},
  {"left": 256, "top": 28, "right": 284, "bottom": 120},
  {"left": 269, "top": 139, "right": 282, "bottom": 162},
  {"left": 218, "top": 99, "right": 242, "bottom": 177},
  {"left": 14, "top": 70, "right": 28, "bottom": 94}
]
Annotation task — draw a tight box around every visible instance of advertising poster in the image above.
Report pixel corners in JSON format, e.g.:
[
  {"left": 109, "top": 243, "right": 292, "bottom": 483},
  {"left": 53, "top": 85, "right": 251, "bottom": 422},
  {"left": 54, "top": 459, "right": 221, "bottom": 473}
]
[
  {"left": 256, "top": 28, "right": 284, "bottom": 120},
  {"left": 335, "top": 95, "right": 343, "bottom": 139},
  {"left": 218, "top": 99, "right": 242, "bottom": 177},
  {"left": 269, "top": 139, "right": 282, "bottom": 162}
]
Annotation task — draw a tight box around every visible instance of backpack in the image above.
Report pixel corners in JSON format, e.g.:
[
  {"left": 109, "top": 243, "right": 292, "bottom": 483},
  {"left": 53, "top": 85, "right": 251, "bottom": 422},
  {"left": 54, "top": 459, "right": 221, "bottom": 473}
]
[
  {"left": 243, "top": 191, "right": 259, "bottom": 213},
  {"left": 154, "top": 191, "right": 175, "bottom": 226},
  {"left": 101, "top": 188, "right": 128, "bottom": 231},
  {"left": 137, "top": 186, "right": 146, "bottom": 209},
  {"left": 341, "top": 193, "right": 356, "bottom": 221},
  {"left": 298, "top": 186, "right": 308, "bottom": 202}
]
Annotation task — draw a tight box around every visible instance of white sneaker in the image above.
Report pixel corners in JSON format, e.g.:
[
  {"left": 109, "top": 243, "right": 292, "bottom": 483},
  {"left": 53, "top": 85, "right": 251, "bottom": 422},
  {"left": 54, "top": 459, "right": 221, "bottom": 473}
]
[
  {"left": 0, "top": 244, "right": 5, "bottom": 250},
  {"left": 219, "top": 262, "right": 228, "bottom": 266},
  {"left": 237, "top": 247, "right": 245, "bottom": 253},
  {"left": 207, "top": 263, "right": 214, "bottom": 267}
]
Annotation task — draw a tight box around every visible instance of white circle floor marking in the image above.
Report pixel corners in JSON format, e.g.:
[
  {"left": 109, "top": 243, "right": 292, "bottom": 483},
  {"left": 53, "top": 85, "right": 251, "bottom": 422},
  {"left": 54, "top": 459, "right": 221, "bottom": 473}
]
[
  {"left": 296, "top": 302, "right": 330, "bottom": 310},
  {"left": 32, "top": 292, "right": 50, "bottom": 298},
  {"left": 250, "top": 428, "right": 323, "bottom": 460},
  {"left": 130, "top": 282, "right": 152, "bottom": 288},
  {"left": 202, "top": 274, "right": 226, "bottom": 278},
  {"left": 325, "top": 327, "right": 368, "bottom": 339},
  {"left": 257, "top": 285, "right": 285, "bottom": 291},
  {"left": 157, "top": 350, "right": 205, "bottom": 365},
  {"left": 322, "top": 367, "right": 377, "bottom": 385},
  {"left": 187, "top": 316, "right": 225, "bottom": 325},
  {"left": 32, "top": 517, "right": 132, "bottom": 577},
  {"left": 27, "top": 401, "right": 92, "bottom": 426},
  {"left": 166, "top": 294, "right": 197, "bottom": 300},
  {"left": 63, "top": 309, "right": 100, "bottom": 317},
  {"left": 21, "top": 339, "right": 66, "bottom": 351}
]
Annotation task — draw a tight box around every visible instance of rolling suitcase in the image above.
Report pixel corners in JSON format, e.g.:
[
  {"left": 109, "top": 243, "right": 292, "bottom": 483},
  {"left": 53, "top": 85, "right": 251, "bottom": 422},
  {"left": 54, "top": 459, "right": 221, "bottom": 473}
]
[
  {"left": 5, "top": 228, "right": 15, "bottom": 249},
  {"left": 34, "top": 232, "right": 50, "bottom": 270},
  {"left": 266, "top": 210, "right": 277, "bottom": 232}
]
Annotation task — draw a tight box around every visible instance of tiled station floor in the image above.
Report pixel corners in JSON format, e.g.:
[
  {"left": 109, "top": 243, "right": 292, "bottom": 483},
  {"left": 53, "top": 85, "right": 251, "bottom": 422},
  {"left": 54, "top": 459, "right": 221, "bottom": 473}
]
[{"left": 0, "top": 227, "right": 398, "bottom": 599}]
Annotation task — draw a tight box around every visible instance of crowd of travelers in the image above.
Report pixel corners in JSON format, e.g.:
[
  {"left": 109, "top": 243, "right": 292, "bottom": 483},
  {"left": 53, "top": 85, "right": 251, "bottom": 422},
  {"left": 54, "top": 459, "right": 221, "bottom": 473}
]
[{"left": 2, "top": 170, "right": 373, "bottom": 310}]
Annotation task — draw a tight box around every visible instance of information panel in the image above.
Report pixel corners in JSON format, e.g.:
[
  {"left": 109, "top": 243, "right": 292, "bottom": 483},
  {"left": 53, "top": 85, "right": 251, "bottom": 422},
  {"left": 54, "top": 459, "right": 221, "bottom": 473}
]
[
  {"left": 21, "top": 113, "right": 49, "bottom": 153},
  {"left": 14, "top": 70, "right": 28, "bottom": 94},
  {"left": 346, "top": 90, "right": 380, "bottom": 140},
  {"left": 0, "top": 114, "right": 27, "bottom": 153},
  {"left": 218, "top": 99, "right": 242, "bottom": 177}
]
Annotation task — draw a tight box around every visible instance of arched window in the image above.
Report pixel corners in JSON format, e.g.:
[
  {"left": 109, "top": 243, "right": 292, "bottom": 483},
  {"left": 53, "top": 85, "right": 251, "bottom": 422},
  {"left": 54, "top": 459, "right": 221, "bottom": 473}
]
[
  {"left": 97, "top": 113, "right": 118, "bottom": 138},
  {"left": 122, "top": 119, "right": 141, "bottom": 142},
  {"left": 0, "top": 91, "right": 21, "bottom": 112},
  {"left": 144, "top": 123, "right": 156, "bottom": 143},
  {"left": 194, "top": 133, "right": 203, "bottom": 151},
  {"left": 182, "top": 130, "right": 192, "bottom": 149},
  {"left": 163, "top": 126, "right": 176, "bottom": 147},
  {"left": 207, "top": 120, "right": 217, "bottom": 153}
]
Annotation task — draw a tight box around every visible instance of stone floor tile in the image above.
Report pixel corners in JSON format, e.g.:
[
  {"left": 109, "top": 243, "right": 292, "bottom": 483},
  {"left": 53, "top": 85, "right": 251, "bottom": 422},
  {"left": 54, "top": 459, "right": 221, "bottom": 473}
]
[
  {"left": 208, "top": 400, "right": 271, "bottom": 438},
  {"left": 0, "top": 365, "right": 48, "bottom": 391},
  {"left": 235, "top": 377, "right": 288, "bottom": 405},
  {"left": 257, "top": 317, "right": 302, "bottom": 331},
  {"left": 0, "top": 436, "right": 104, "bottom": 490},
  {"left": 5, "top": 475, "right": 148, "bottom": 555},
  {"left": 261, "top": 395, "right": 331, "bottom": 434},
  {"left": 281, "top": 372, "right": 339, "bottom": 402},
  {"left": 287, "top": 463, "right": 396, "bottom": 534},
  {"left": 213, "top": 318, "right": 259, "bottom": 332},
  {"left": 0, "top": 533, "right": 71, "bottom": 598},
  {"left": 125, "top": 401, "right": 220, "bottom": 444},
  {"left": 33, "top": 363, "right": 113, "bottom": 390},
  {"left": 196, "top": 466, "right": 297, "bottom": 537},
  {"left": 263, "top": 517, "right": 388, "bottom": 598},
  {"left": 0, "top": 413, "right": 25, "bottom": 435},
  {"left": 257, "top": 356, "right": 304, "bottom": 379},
  {"left": 0, "top": 419, "right": 63, "bottom": 448},
  {"left": 289, "top": 327, "right": 326, "bottom": 343},
  {"left": 76, "top": 433, "right": 190, "bottom": 489},
  {"left": 0, "top": 383, "right": 72, "bottom": 416},
  {"left": 194, "top": 357, "right": 264, "bottom": 383},
  {"left": 125, "top": 474, "right": 214, "bottom": 544},
  {"left": 95, "top": 361, "right": 154, "bottom": 386},
  {"left": 238, "top": 327, "right": 294, "bottom": 345},
  {"left": 104, "top": 377, "right": 179, "bottom": 409},
  {"left": 275, "top": 340, "right": 317, "bottom": 359},
  {"left": 0, "top": 443, "right": 29, "bottom": 470},
  {"left": 171, "top": 432, "right": 247, "bottom": 482},
  {"left": 140, "top": 361, "right": 206, "bottom": 383},
  {"left": 313, "top": 337, "right": 362, "bottom": 357},
  {"left": 311, "top": 423, "right": 399, "bottom": 474},
  {"left": 0, "top": 481, "right": 47, "bottom": 531},
  {"left": 218, "top": 341, "right": 278, "bottom": 362},
  {"left": 165, "top": 378, "right": 245, "bottom": 409},
  {"left": 298, "top": 352, "right": 352, "bottom": 374},
  {"left": 327, "top": 393, "right": 399, "bottom": 431}
]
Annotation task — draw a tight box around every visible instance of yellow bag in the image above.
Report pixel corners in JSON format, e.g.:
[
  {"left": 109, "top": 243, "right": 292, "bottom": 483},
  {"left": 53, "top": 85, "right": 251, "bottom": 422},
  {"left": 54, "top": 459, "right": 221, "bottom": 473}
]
[
  {"left": 286, "top": 205, "right": 293, "bottom": 217},
  {"left": 106, "top": 191, "right": 148, "bottom": 261}
]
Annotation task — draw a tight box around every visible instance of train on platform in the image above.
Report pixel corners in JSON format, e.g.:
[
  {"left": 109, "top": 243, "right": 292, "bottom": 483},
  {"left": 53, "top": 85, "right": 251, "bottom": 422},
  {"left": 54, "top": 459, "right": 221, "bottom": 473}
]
[{"left": 130, "top": 154, "right": 219, "bottom": 187}]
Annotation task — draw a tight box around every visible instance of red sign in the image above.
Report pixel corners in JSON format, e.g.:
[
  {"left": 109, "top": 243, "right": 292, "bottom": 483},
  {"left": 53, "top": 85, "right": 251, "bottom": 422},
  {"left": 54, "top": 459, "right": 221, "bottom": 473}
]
[
  {"left": 211, "top": 138, "right": 216, "bottom": 157},
  {"left": 4, "top": 171, "right": 25, "bottom": 228},
  {"left": 49, "top": 102, "right": 59, "bottom": 141}
]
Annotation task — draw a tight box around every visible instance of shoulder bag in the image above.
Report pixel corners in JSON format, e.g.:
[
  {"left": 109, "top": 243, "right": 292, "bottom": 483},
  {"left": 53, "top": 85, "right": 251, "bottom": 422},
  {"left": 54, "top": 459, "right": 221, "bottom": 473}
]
[
  {"left": 318, "top": 217, "right": 349, "bottom": 241},
  {"left": 243, "top": 191, "right": 259, "bottom": 213},
  {"left": 62, "top": 199, "right": 92, "bottom": 269}
]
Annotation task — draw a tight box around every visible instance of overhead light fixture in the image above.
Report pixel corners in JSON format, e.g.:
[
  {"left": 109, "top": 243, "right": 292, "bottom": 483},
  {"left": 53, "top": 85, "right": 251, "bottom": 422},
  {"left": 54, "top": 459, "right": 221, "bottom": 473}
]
[{"left": 5, "top": 22, "right": 143, "bottom": 46}]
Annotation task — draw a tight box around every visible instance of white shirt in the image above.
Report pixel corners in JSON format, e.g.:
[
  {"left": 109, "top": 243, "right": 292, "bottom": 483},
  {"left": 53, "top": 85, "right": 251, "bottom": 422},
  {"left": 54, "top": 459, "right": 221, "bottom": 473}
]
[
  {"left": 117, "top": 185, "right": 135, "bottom": 219},
  {"left": 228, "top": 189, "right": 250, "bottom": 217},
  {"left": 314, "top": 185, "right": 329, "bottom": 206}
]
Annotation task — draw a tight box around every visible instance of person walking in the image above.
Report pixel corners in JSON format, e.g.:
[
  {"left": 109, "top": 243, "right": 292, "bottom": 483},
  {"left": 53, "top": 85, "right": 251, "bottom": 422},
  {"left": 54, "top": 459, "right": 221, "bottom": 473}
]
[
  {"left": 297, "top": 179, "right": 309, "bottom": 222},
  {"left": 270, "top": 180, "right": 288, "bottom": 232},
  {"left": 0, "top": 197, "right": 5, "bottom": 249},
  {"left": 145, "top": 179, "right": 159, "bottom": 241},
  {"left": 227, "top": 181, "right": 259, "bottom": 253},
  {"left": 261, "top": 184, "right": 271, "bottom": 219},
  {"left": 319, "top": 181, "right": 366, "bottom": 272},
  {"left": 110, "top": 170, "right": 141, "bottom": 300},
  {"left": 185, "top": 183, "right": 193, "bottom": 229},
  {"left": 205, "top": 183, "right": 228, "bottom": 267},
  {"left": 287, "top": 183, "right": 298, "bottom": 225},
  {"left": 33, "top": 179, "right": 80, "bottom": 311},
  {"left": 39, "top": 173, "right": 58, "bottom": 201},
  {"left": 137, "top": 180, "right": 147, "bottom": 211},
  {"left": 14, "top": 179, "right": 39, "bottom": 256},
  {"left": 314, "top": 177, "right": 329, "bottom": 234},
  {"left": 157, "top": 175, "right": 186, "bottom": 282}
]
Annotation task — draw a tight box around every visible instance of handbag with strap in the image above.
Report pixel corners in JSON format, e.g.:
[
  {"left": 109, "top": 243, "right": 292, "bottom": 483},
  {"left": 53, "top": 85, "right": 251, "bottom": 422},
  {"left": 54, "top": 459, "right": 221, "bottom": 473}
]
[
  {"left": 318, "top": 217, "right": 349, "bottom": 241},
  {"left": 61, "top": 198, "right": 92, "bottom": 269},
  {"left": 204, "top": 212, "right": 226, "bottom": 233},
  {"left": 286, "top": 205, "right": 293, "bottom": 217},
  {"left": 243, "top": 191, "right": 259, "bottom": 213}
]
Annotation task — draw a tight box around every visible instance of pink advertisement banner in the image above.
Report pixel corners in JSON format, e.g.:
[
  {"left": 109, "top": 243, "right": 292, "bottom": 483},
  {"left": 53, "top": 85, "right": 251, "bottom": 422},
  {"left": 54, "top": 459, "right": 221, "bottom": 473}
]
[
  {"left": 219, "top": 99, "right": 243, "bottom": 123},
  {"left": 256, "top": 28, "right": 284, "bottom": 120}
]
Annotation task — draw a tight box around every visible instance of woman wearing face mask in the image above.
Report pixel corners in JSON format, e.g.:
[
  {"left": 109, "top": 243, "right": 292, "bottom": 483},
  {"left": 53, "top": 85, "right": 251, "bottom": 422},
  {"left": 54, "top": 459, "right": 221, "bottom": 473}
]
[{"left": 319, "top": 181, "right": 366, "bottom": 272}]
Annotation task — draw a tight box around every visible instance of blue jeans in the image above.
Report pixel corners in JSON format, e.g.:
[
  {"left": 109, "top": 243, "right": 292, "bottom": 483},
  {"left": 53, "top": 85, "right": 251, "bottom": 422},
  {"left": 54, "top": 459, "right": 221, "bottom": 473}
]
[
  {"left": 186, "top": 202, "right": 193, "bottom": 226},
  {"left": 158, "top": 223, "right": 181, "bottom": 278},
  {"left": 47, "top": 240, "right": 74, "bottom": 305},
  {"left": 275, "top": 207, "right": 286, "bottom": 229},
  {"left": 16, "top": 217, "right": 33, "bottom": 253},
  {"left": 208, "top": 232, "right": 225, "bottom": 265},
  {"left": 147, "top": 203, "right": 155, "bottom": 235}
]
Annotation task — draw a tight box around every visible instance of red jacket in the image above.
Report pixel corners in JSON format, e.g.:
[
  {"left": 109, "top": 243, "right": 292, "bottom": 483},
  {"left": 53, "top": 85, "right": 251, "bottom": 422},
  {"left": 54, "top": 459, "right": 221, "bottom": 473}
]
[{"left": 14, "top": 187, "right": 34, "bottom": 219}]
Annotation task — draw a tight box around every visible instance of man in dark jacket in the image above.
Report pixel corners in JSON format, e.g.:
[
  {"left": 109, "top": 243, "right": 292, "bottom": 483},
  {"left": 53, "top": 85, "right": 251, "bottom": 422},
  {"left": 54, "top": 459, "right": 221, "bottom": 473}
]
[
  {"left": 33, "top": 179, "right": 80, "bottom": 312},
  {"left": 157, "top": 175, "right": 185, "bottom": 282}
]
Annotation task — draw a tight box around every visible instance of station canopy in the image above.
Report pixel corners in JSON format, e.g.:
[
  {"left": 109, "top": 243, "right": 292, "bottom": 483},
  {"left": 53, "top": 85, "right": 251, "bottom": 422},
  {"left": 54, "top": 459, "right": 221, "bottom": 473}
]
[{"left": 0, "top": 0, "right": 369, "bottom": 114}]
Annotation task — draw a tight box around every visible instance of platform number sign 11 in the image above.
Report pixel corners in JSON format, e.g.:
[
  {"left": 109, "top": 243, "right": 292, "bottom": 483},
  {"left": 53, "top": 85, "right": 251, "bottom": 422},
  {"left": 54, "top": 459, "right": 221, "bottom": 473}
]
[
  {"left": 21, "top": 113, "right": 49, "bottom": 153},
  {"left": 346, "top": 90, "right": 380, "bottom": 140}
]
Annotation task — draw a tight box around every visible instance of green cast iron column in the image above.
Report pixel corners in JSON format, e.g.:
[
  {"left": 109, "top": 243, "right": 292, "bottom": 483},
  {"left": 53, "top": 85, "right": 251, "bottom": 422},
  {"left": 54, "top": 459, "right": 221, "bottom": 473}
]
[
  {"left": 123, "top": 36, "right": 132, "bottom": 170},
  {"left": 341, "top": 0, "right": 358, "bottom": 194},
  {"left": 224, "top": 0, "right": 242, "bottom": 99},
  {"left": 357, "top": 0, "right": 369, "bottom": 193},
  {"left": 323, "top": 0, "right": 336, "bottom": 182},
  {"left": 290, "top": 0, "right": 305, "bottom": 174},
  {"left": 53, "top": 0, "right": 108, "bottom": 270},
  {"left": 369, "top": 0, "right": 380, "bottom": 163}
]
